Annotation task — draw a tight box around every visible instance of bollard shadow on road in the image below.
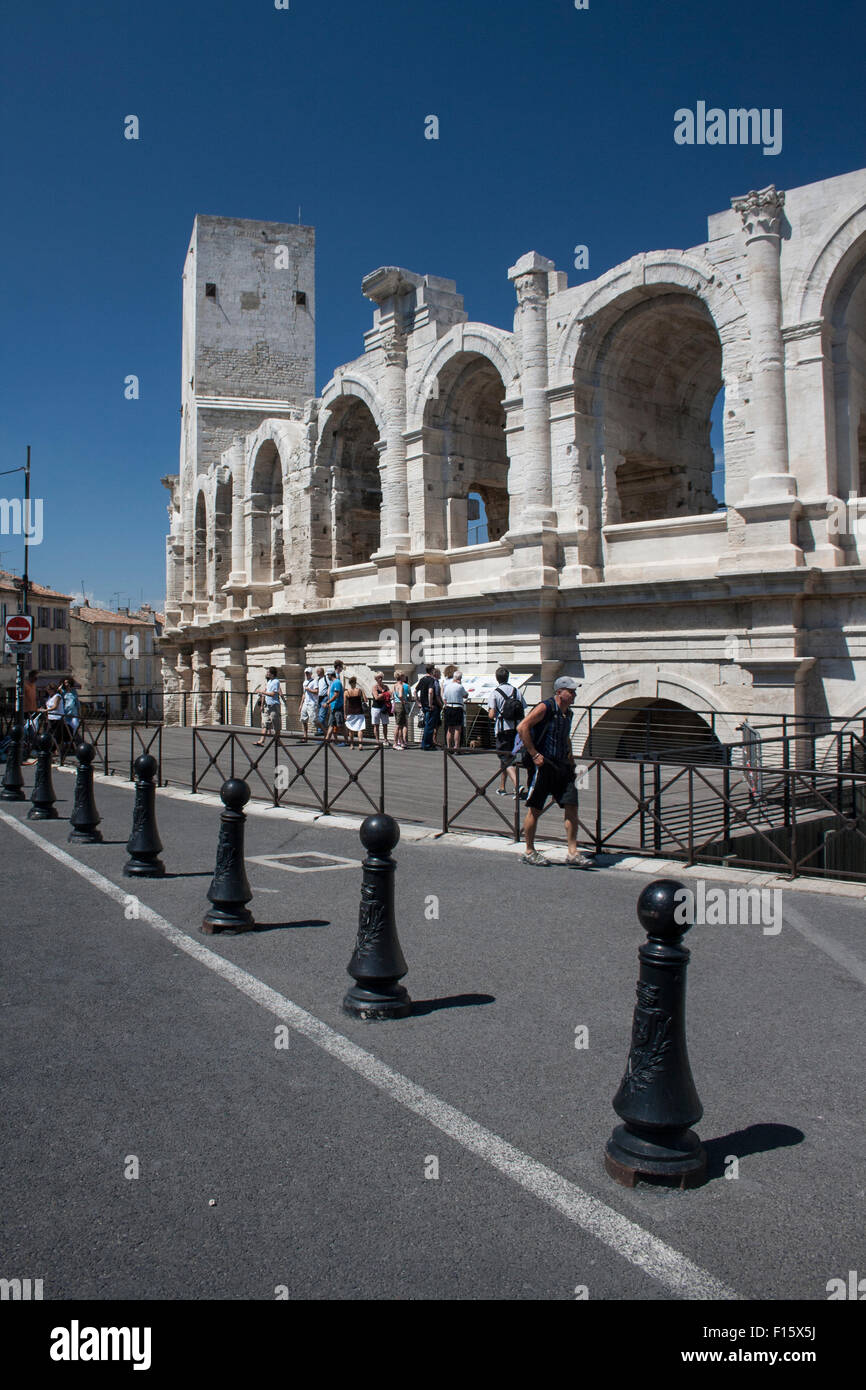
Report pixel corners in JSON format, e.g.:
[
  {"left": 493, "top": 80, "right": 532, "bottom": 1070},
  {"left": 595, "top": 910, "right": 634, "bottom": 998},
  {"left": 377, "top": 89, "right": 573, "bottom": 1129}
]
[
  {"left": 248, "top": 918, "right": 330, "bottom": 933},
  {"left": 703, "top": 1122, "right": 805, "bottom": 1180},
  {"left": 162, "top": 870, "right": 217, "bottom": 879},
  {"left": 409, "top": 992, "right": 496, "bottom": 1016}
]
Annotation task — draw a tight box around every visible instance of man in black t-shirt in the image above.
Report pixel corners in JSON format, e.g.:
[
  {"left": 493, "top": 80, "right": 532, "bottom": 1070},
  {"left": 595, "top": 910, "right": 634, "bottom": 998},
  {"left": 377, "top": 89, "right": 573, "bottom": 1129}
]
[{"left": 414, "top": 663, "right": 440, "bottom": 750}]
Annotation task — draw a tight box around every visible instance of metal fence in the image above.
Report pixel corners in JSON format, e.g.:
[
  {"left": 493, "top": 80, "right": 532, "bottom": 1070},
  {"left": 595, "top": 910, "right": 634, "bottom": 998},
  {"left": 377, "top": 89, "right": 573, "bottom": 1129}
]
[
  {"left": 161, "top": 688, "right": 866, "bottom": 770},
  {"left": 178, "top": 725, "right": 866, "bottom": 883},
  {"left": 8, "top": 709, "right": 866, "bottom": 882}
]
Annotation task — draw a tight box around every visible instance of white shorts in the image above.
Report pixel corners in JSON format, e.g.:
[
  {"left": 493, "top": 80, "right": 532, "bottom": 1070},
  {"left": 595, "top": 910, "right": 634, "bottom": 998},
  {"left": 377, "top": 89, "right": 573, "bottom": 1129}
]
[
  {"left": 371, "top": 706, "right": 389, "bottom": 725},
  {"left": 345, "top": 713, "right": 366, "bottom": 732},
  {"left": 301, "top": 698, "right": 318, "bottom": 722}
]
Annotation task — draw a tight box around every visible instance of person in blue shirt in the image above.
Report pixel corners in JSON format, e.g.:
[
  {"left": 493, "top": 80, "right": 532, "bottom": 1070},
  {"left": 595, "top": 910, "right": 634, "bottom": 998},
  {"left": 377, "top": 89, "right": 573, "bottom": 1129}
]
[
  {"left": 60, "top": 678, "right": 81, "bottom": 752},
  {"left": 324, "top": 669, "right": 347, "bottom": 745}
]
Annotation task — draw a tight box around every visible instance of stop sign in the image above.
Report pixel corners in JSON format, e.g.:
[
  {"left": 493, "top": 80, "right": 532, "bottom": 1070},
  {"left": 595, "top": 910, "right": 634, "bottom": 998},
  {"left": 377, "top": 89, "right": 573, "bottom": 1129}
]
[{"left": 5, "top": 615, "right": 33, "bottom": 643}]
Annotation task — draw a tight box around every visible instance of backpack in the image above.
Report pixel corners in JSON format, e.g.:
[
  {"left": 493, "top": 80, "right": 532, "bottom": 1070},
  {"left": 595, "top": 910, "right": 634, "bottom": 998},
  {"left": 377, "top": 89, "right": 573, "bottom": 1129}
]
[
  {"left": 496, "top": 685, "right": 524, "bottom": 725},
  {"left": 511, "top": 699, "right": 568, "bottom": 771}
]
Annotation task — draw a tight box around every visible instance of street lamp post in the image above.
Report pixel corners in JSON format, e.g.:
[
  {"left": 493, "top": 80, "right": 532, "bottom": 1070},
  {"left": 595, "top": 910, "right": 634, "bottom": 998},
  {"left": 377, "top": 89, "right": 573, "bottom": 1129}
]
[{"left": 14, "top": 447, "right": 31, "bottom": 719}]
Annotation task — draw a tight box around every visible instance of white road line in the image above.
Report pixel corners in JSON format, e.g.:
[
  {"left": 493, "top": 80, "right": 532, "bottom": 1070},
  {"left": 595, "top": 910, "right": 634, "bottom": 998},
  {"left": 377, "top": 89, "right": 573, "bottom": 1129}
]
[{"left": 0, "top": 809, "right": 740, "bottom": 1301}]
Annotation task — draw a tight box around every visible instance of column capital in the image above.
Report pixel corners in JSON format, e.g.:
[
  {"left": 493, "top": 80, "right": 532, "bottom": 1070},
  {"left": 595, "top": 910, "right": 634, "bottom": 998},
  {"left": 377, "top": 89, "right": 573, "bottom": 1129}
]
[
  {"left": 508, "top": 251, "right": 556, "bottom": 304},
  {"left": 381, "top": 325, "right": 408, "bottom": 369},
  {"left": 731, "top": 185, "right": 786, "bottom": 239}
]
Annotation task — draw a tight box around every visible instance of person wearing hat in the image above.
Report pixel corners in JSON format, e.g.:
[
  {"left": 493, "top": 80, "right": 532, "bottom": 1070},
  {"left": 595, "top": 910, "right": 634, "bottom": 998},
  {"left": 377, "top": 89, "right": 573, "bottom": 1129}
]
[{"left": 514, "top": 676, "right": 593, "bottom": 868}]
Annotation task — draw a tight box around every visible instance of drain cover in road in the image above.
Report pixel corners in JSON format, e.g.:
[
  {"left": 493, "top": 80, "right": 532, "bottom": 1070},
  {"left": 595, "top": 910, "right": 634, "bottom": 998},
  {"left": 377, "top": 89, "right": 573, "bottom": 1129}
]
[{"left": 248, "top": 851, "right": 361, "bottom": 873}]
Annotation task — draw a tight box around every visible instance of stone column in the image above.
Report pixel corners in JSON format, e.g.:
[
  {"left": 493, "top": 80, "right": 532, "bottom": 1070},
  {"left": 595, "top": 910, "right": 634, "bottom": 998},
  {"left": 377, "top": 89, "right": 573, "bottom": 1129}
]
[
  {"left": 362, "top": 266, "right": 421, "bottom": 600},
  {"left": 223, "top": 642, "right": 249, "bottom": 727},
  {"left": 502, "top": 252, "right": 559, "bottom": 589},
  {"left": 732, "top": 186, "right": 791, "bottom": 495},
  {"left": 175, "top": 648, "right": 193, "bottom": 727},
  {"left": 379, "top": 326, "right": 411, "bottom": 552},
  {"left": 191, "top": 645, "right": 213, "bottom": 727},
  {"left": 161, "top": 655, "right": 181, "bottom": 727},
  {"left": 508, "top": 252, "right": 557, "bottom": 529},
  {"left": 719, "top": 185, "right": 803, "bottom": 572}
]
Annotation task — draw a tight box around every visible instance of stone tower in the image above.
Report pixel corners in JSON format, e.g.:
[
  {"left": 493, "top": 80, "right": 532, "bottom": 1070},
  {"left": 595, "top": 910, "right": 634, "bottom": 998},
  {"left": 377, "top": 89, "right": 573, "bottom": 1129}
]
[
  {"left": 179, "top": 215, "right": 315, "bottom": 479},
  {"left": 167, "top": 215, "right": 316, "bottom": 622}
]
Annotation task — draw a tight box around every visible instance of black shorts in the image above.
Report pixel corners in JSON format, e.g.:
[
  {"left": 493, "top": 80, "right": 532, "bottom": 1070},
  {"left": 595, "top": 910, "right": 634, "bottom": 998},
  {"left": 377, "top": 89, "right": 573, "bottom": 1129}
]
[
  {"left": 443, "top": 706, "right": 464, "bottom": 729},
  {"left": 525, "top": 760, "right": 578, "bottom": 811},
  {"left": 495, "top": 729, "right": 516, "bottom": 767}
]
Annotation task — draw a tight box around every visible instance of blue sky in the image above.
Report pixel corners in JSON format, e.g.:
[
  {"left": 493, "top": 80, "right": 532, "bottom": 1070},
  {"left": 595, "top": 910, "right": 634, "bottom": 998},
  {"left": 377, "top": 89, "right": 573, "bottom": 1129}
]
[{"left": 1, "top": 0, "right": 863, "bottom": 607}]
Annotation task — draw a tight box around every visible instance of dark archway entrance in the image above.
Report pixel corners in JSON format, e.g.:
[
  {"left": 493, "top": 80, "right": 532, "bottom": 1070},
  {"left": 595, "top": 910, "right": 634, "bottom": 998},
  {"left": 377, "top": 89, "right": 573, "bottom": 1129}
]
[{"left": 582, "top": 698, "right": 724, "bottom": 764}]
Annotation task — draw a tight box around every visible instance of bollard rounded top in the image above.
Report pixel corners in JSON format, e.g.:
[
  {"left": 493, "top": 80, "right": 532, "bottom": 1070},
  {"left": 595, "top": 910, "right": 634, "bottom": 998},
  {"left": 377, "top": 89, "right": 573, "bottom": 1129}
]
[
  {"left": 8, "top": 724, "right": 22, "bottom": 741},
  {"left": 34, "top": 733, "right": 53, "bottom": 753},
  {"left": 221, "top": 777, "right": 251, "bottom": 811},
  {"left": 133, "top": 753, "right": 158, "bottom": 782},
  {"left": 637, "top": 879, "right": 691, "bottom": 940},
  {"left": 76, "top": 740, "right": 95, "bottom": 766},
  {"left": 360, "top": 812, "right": 400, "bottom": 855}
]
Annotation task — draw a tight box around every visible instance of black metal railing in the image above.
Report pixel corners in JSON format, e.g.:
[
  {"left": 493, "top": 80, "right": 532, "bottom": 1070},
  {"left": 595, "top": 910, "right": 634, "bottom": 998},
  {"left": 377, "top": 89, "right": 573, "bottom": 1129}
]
[{"left": 179, "top": 726, "right": 866, "bottom": 881}]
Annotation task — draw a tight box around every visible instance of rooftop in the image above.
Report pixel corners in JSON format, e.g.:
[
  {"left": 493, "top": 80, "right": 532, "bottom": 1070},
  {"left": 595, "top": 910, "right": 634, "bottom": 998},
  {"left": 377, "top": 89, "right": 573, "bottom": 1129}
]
[{"left": 0, "top": 570, "right": 73, "bottom": 602}]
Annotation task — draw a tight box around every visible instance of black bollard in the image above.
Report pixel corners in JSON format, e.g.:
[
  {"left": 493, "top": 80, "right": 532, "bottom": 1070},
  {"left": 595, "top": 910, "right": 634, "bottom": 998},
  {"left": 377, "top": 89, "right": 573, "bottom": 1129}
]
[
  {"left": 28, "top": 734, "right": 58, "bottom": 820},
  {"left": 123, "top": 754, "right": 165, "bottom": 877},
  {"left": 69, "top": 741, "right": 103, "bottom": 844},
  {"left": 201, "top": 778, "right": 254, "bottom": 934},
  {"left": 1, "top": 725, "right": 26, "bottom": 802},
  {"left": 343, "top": 813, "right": 412, "bottom": 1020},
  {"left": 604, "top": 879, "right": 706, "bottom": 1189}
]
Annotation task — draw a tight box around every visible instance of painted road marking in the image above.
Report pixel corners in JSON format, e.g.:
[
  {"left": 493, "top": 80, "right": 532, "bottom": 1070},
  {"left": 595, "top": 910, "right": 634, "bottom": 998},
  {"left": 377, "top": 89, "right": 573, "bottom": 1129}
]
[
  {"left": 0, "top": 809, "right": 740, "bottom": 1301},
  {"left": 248, "top": 850, "right": 361, "bottom": 873}
]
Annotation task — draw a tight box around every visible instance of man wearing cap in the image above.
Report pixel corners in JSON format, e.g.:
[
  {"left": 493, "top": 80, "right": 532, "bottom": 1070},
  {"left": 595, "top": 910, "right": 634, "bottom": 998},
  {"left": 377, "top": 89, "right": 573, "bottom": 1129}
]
[{"left": 515, "top": 676, "right": 594, "bottom": 868}]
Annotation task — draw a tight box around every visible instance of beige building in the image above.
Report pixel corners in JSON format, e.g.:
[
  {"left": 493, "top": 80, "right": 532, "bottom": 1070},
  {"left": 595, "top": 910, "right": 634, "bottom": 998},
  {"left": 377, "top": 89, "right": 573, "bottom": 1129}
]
[
  {"left": 0, "top": 571, "right": 73, "bottom": 706},
  {"left": 69, "top": 602, "right": 164, "bottom": 717},
  {"left": 160, "top": 171, "right": 866, "bottom": 745}
]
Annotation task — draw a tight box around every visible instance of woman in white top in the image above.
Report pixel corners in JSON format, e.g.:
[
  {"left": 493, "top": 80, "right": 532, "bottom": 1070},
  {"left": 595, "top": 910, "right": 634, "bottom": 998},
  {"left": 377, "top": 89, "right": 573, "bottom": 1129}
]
[{"left": 441, "top": 671, "right": 469, "bottom": 752}]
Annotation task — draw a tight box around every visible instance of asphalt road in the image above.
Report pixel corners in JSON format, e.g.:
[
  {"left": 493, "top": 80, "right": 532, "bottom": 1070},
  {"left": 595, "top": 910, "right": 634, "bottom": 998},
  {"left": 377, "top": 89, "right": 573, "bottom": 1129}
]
[{"left": 1, "top": 769, "right": 864, "bottom": 1305}]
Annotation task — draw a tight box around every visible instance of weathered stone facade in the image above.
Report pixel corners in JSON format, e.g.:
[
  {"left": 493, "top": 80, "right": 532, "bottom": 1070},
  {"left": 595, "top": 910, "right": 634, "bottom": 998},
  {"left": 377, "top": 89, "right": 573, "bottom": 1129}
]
[{"left": 161, "top": 170, "right": 866, "bottom": 739}]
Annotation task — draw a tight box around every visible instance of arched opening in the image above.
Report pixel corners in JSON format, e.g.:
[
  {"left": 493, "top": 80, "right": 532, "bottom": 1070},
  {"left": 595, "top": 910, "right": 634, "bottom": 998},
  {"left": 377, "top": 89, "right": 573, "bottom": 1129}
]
[
  {"left": 591, "top": 293, "right": 723, "bottom": 524},
  {"left": 582, "top": 698, "right": 724, "bottom": 764},
  {"left": 424, "top": 352, "right": 509, "bottom": 549},
  {"left": 319, "top": 396, "right": 382, "bottom": 566},
  {"left": 213, "top": 477, "right": 232, "bottom": 601},
  {"left": 249, "top": 441, "right": 284, "bottom": 584},
  {"left": 193, "top": 492, "right": 208, "bottom": 601},
  {"left": 828, "top": 254, "right": 866, "bottom": 501}
]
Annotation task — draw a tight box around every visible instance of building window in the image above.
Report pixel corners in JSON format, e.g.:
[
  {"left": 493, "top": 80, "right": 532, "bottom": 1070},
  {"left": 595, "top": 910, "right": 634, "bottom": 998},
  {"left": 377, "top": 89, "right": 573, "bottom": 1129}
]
[
  {"left": 38, "top": 606, "right": 50, "bottom": 628},
  {"left": 38, "top": 643, "right": 51, "bottom": 669},
  {"left": 53, "top": 608, "right": 66, "bottom": 629},
  {"left": 96, "top": 628, "right": 105, "bottom": 654},
  {"left": 109, "top": 659, "right": 117, "bottom": 686},
  {"left": 108, "top": 628, "right": 117, "bottom": 653},
  {"left": 54, "top": 644, "right": 67, "bottom": 671},
  {"left": 145, "top": 659, "right": 152, "bottom": 684}
]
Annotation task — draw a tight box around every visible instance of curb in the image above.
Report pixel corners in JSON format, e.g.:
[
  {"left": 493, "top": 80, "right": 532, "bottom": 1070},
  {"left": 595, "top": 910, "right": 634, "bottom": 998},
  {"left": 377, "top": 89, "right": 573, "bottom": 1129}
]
[{"left": 52, "top": 765, "right": 866, "bottom": 900}]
